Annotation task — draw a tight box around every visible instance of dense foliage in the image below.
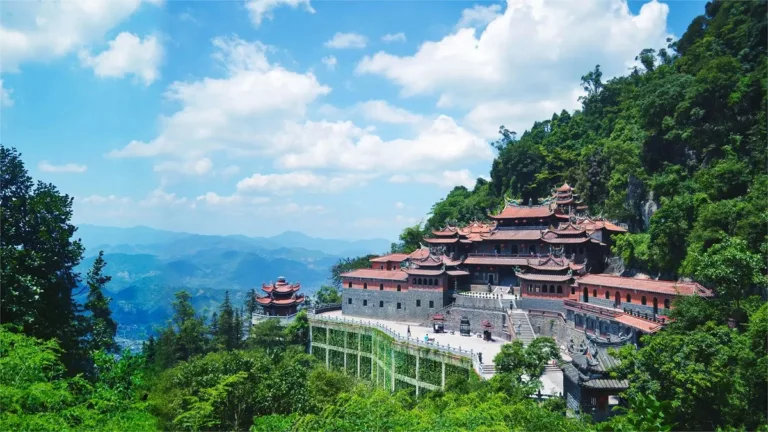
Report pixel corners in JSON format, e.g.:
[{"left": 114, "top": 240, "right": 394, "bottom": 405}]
[{"left": 413, "top": 0, "right": 767, "bottom": 283}]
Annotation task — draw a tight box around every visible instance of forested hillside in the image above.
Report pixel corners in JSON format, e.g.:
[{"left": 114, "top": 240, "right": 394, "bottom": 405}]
[{"left": 407, "top": 0, "right": 766, "bottom": 282}]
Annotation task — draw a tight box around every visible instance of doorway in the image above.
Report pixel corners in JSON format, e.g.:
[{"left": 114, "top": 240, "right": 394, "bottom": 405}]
[{"left": 583, "top": 287, "right": 589, "bottom": 303}]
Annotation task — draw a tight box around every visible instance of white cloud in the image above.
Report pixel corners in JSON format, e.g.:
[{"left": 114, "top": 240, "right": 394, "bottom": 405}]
[
  {"left": 389, "top": 169, "right": 478, "bottom": 189},
  {"left": 276, "top": 115, "right": 492, "bottom": 172},
  {"left": 357, "top": 100, "right": 422, "bottom": 124},
  {"left": 138, "top": 188, "right": 188, "bottom": 207},
  {"left": 381, "top": 32, "right": 406, "bottom": 43},
  {"left": 456, "top": 4, "right": 502, "bottom": 29},
  {"left": 0, "top": 0, "right": 158, "bottom": 72},
  {"left": 321, "top": 55, "right": 337, "bottom": 70},
  {"left": 236, "top": 171, "right": 369, "bottom": 195},
  {"left": 394, "top": 201, "right": 405, "bottom": 209},
  {"left": 153, "top": 158, "right": 213, "bottom": 175},
  {"left": 220, "top": 165, "right": 241, "bottom": 177},
  {"left": 107, "top": 36, "right": 331, "bottom": 159},
  {"left": 38, "top": 160, "right": 88, "bottom": 173},
  {"left": 325, "top": 32, "right": 367, "bottom": 49},
  {"left": 0, "top": 80, "right": 13, "bottom": 107},
  {"left": 79, "top": 32, "right": 163, "bottom": 85},
  {"left": 246, "top": 0, "right": 315, "bottom": 27},
  {"left": 195, "top": 192, "right": 271, "bottom": 207},
  {"left": 357, "top": 0, "right": 670, "bottom": 135},
  {"left": 268, "top": 203, "right": 327, "bottom": 215},
  {"left": 80, "top": 194, "right": 132, "bottom": 204}
]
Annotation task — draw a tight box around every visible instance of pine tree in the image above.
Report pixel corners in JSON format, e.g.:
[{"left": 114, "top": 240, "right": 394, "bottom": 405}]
[
  {"left": 171, "top": 291, "right": 209, "bottom": 362},
  {"left": 215, "top": 291, "right": 237, "bottom": 350},
  {"left": 245, "top": 288, "right": 258, "bottom": 318},
  {"left": 84, "top": 251, "right": 118, "bottom": 354}
]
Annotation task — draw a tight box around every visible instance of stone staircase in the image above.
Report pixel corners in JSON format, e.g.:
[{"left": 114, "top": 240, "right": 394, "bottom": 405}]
[
  {"left": 510, "top": 309, "right": 536, "bottom": 346},
  {"left": 481, "top": 363, "right": 496, "bottom": 375}
]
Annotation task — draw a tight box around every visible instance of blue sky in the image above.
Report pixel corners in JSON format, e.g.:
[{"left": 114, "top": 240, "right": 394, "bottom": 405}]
[{"left": 1, "top": 0, "right": 706, "bottom": 241}]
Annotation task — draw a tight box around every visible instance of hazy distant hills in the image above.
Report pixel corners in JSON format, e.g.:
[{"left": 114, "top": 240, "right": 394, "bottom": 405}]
[{"left": 75, "top": 224, "right": 392, "bottom": 338}]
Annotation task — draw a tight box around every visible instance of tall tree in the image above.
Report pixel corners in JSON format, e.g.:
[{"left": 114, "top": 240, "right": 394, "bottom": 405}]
[
  {"left": 0, "top": 146, "right": 87, "bottom": 373},
  {"left": 171, "top": 290, "right": 209, "bottom": 362},
  {"left": 215, "top": 291, "right": 238, "bottom": 351},
  {"left": 84, "top": 251, "right": 118, "bottom": 354},
  {"left": 330, "top": 255, "right": 377, "bottom": 288}
]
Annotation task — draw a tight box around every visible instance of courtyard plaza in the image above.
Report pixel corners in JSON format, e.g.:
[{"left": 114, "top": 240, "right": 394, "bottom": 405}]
[{"left": 318, "top": 309, "right": 563, "bottom": 396}]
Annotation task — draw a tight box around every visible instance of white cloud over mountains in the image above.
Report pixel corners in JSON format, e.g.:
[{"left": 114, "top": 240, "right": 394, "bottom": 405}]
[
  {"left": 79, "top": 32, "right": 163, "bottom": 85},
  {"left": 358, "top": 0, "right": 671, "bottom": 137}
]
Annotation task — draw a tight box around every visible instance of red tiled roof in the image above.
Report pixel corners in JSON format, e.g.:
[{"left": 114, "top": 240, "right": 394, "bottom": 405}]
[
  {"left": 409, "top": 248, "right": 430, "bottom": 260},
  {"left": 487, "top": 229, "right": 543, "bottom": 241},
  {"left": 543, "top": 237, "right": 590, "bottom": 244},
  {"left": 464, "top": 256, "right": 529, "bottom": 266},
  {"left": 576, "top": 274, "right": 713, "bottom": 297},
  {"left": 491, "top": 204, "right": 553, "bottom": 219},
  {"left": 556, "top": 183, "right": 572, "bottom": 192},
  {"left": 614, "top": 314, "right": 663, "bottom": 333},
  {"left": 342, "top": 269, "right": 409, "bottom": 281},
  {"left": 370, "top": 253, "right": 410, "bottom": 263},
  {"left": 423, "top": 237, "right": 459, "bottom": 244},
  {"left": 446, "top": 270, "right": 470, "bottom": 276},
  {"left": 406, "top": 269, "right": 444, "bottom": 276},
  {"left": 516, "top": 272, "right": 572, "bottom": 282},
  {"left": 432, "top": 226, "right": 459, "bottom": 236}
]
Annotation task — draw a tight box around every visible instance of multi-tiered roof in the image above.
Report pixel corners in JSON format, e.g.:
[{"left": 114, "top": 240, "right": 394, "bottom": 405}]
[{"left": 255, "top": 276, "right": 305, "bottom": 315}]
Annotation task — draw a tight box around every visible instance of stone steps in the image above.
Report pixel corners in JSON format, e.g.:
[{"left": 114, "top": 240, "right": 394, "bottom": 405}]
[{"left": 510, "top": 310, "right": 536, "bottom": 346}]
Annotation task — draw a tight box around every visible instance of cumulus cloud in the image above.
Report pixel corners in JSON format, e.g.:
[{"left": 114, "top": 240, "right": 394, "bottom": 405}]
[
  {"left": 394, "top": 201, "right": 405, "bottom": 209},
  {"left": 138, "top": 188, "right": 188, "bottom": 207},
  {"left": 236, "top": 171, "right": 369, "bottom": 195},
  {"left": 246, "top": 0, "right": 315, "bottom": 27},
  {"left": 80, "top": 194, "right": 132, "bottom": 204},
  {"left": 38, "top": 160, "right": 88, "bottom": 173},
  {"left": 0, "top": 80, "right": 13, "bottom": 107},
  {"left": 356, "top": 100, "right": 423, "bottom": 124},
  {"left": 107, "top": 36, "right": 331, "bottom": 159},
  {"left": 220, "top": 165, "right": 241, "bottom": 177},
  {"left": 381, "top": 32, "right": 406, "bottom": 43},
  {"left": 153, "top": 158, "right": 213, "bottom": 175},
  {"left": 325, "top": 32, "right": 367, "bottom": 49},
  {"left": 357, "top": 0, "right": 670, "bottom": 135},
  {"left": 321, "top": 55, "right": 337, "bottom": 70},
  {"left": 389, "top": 169, "right": 479, "bottom": 189},
  {"left": 0, "top": 0, "right": 158, "bottom": 72},
  {"left": 276, "top": 115, "right": 492, "bottom": 172},
  {"left": 456, "top": 4, "right": 502, "bottom": 29},
  {"left": 79, "top": 32, "right": 163, "bottom": 85}
]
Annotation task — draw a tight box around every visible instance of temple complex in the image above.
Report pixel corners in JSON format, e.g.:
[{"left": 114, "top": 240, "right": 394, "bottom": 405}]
[
  {"left": 334, "top": 182, "right": 715, "bottom": 419},
  {"left": 256, "top": 276, "right": 305, "bottom": 317}
]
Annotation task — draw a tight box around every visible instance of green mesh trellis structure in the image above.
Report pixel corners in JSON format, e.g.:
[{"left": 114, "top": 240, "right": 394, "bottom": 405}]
[{"left": 309, "top": 318, "right": 475, "bottom": 397}]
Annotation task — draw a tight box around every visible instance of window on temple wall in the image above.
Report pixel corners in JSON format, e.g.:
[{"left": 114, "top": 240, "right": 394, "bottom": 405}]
[
  {"left": 653, "top": 297, "right": 658, "bottom": 314},
  {"left": 550, "top": 285, "right": 555, "bottom": 293},
  {"left": 397, "top": 285, "right": 401, "bottom": 292},
  {"left": 363, "top": 300, "right": 368, "bottom": 306},
  {"left": 397, "top": 302, "right": 402, "bottom": 310},
  {"left": 664, "top": 298, "right": 670, "bottom": 309},
  {"left": 605, "top": 291, "right": 610, "bottom": 299},
  {"left": 348, "top": 282, "right": 352, "bottom": 288},
  {"left": 641, "top": 296, "right": 647, "bottom": 305},
  {"left": 429, "top": 300, "right": 434, "bottom": 308},
  {"left": 557, "top": 285, "right": 562, "bottom": 293},
  {"left": 379, "top": 301, "right": 384, "bottom": 307},
  {"left": 626, "top": 294, "right": 631, "bottom": 303},
  {"left": 413, "top": 278, "right": 417, "bottom": 284},
  {"left": 363, "top": 283, "right": 367, "bottom": 290},
  {"left": 571, "top": 287, "right": 575, "bottom": 295},
  {"left": 416, "top": 300, "right": 421, "bottom": 307},
  {"left": 593, "top": 289, "right": 597, "bottom": 298},
  {"left": 615, "top": 292, "right": 620, "bottom": 305},
  {"left": 379, "top": 283, "right": 384, "bottom": 291},
  {"left": 417, "top": 278, "right": 422, "bottom": 285},
  {"left": 348, "top": 298, "right": 352, "bottom": 305}
]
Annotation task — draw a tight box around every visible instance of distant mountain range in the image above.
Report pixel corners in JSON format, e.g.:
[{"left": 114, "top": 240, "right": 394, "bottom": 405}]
[{"left": 74, "top": 224, "right": 392, "bottom": 340}]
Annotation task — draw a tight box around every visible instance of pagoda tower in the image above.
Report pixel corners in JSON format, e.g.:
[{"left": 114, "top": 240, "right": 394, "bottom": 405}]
[{"left": 255, "top": 276, "right": 305, "bottom": 316}]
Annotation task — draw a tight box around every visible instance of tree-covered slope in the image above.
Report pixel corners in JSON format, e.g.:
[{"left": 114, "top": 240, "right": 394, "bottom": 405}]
[{"left": 416, "top": 0, "right": 767, "bottom": 280}]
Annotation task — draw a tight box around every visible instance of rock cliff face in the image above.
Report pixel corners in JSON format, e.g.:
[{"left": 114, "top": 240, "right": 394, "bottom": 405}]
[{"left": 642, "top": 192, "right": 658, "bottom": 230}]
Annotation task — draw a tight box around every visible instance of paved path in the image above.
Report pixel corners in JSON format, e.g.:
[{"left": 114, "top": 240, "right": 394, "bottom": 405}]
[{"left": 323, "top": 310, "right": 506, "bottom": 366}]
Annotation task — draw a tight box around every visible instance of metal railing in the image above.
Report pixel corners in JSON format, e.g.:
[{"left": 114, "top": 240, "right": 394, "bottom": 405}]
[
  {"left": 309, "top": 303, "right": 342, "bottom": 314},
  {"left": 308, "top": 312, "right": 480, "bottom": 361}
]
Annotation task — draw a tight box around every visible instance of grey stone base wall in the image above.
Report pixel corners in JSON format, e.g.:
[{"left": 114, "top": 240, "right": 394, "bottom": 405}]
[
  {"left": 342, "top": 288, "right": 447, "bottom": 322},
  {"left": 454, "top": 295, "right": 512, "bottom": 310},
  {"left": 519, "top": 297, "right": 565, "bottom": 314},
  {"left": 438, "top": 307, "right": 508, "bottom": 339},
  {"left": 528, "top": 312, "right": 567, "bottom": 343},
  {"left": 587, "top": 296, "right": 659, "bottom": 316}
]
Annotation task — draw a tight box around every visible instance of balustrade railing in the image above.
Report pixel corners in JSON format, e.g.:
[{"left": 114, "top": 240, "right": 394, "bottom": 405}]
[
  {"left": 467, "top": 252, "right": 547, "bottom": 258},
  {"left": 308, "top": 312, "right": 479, "bottom": 360}
]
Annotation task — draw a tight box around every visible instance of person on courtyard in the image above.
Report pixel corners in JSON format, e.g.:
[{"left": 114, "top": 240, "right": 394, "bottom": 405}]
[{"left": 407, "top": 325, "right": 411, "bottom": 338}]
